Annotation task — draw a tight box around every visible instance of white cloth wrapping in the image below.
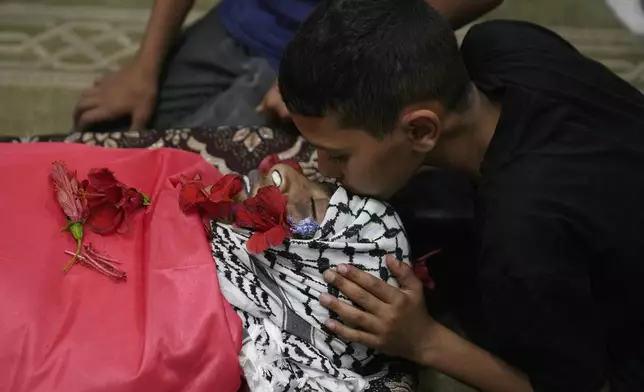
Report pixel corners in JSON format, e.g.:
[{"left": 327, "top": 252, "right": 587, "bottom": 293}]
[{"left": 212, "top": 187, "right": 411, "bottom": 392}]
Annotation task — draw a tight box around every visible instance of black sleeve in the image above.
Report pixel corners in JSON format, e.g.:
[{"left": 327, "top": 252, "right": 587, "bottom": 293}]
[
  {"left": 482, "top": 275, "right": 607, "bottom": 391},
  {"left": 459, "top": 20, "right": 641, "bottom": 101},
  {"left": 478, "top": 185, "right": 607, "bottom": 391}
]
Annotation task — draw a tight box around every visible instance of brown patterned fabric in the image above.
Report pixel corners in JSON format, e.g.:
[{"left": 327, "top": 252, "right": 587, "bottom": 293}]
[{"left": 1, "top": 127, "right": 328, "bottom": 182}]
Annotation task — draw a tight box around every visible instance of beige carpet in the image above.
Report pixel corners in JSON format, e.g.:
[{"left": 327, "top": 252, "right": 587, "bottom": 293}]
[{"left": 0, "top": 0, "right": 642, "bottom": 137}]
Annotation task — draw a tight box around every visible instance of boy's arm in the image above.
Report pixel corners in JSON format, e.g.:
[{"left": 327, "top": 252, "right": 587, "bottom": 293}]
[
  {"left": 319, "top": 258, "right": 534, "bottom": 392},
  {"left": 319, "top": 254, "right": 609, "bottom": 392}
]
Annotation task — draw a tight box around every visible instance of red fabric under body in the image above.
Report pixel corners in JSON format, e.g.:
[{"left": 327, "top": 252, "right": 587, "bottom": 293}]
[{"left": 0, "top": 143, "right": 242, "bottom": 392}]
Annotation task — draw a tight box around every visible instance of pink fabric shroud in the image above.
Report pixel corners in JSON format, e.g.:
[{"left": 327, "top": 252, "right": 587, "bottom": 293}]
[{"left": 0, "top": 143, "right": 242, "bottom": 392}]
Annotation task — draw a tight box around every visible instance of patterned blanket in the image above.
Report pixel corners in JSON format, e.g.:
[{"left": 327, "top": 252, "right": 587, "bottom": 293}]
[{"left": 1, "top": 127, "right": 321, "bottom": 181}]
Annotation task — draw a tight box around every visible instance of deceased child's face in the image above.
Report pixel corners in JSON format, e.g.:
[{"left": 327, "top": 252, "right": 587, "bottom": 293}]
[{"left": 246, "top": 163, "right": 334, "bottom": 224}]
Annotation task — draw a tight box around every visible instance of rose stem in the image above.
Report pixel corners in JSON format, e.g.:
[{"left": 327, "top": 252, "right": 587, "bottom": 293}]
[
  {"left": 85, "top": 245, "right": 122, "bottom": 264},
  {"left": 62, "top": 238, "right": 82, "bottom": 273},
  {"left": 63, "top": 251, "right": 126, "bottom": 280}
]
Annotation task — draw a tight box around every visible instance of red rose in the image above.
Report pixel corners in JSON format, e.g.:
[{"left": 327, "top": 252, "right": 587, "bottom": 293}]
[
  {"left": 83, "top": 168, "right": 123, "bottom": 207},
  {"left": 180, "top": 173, "right": 244, "bottom": 222},
  {"left": 203, "top": 174, "right": 244, "bottom": 222},
  {"left": 123, "top": 187, "right": 146, "bottom": 213},
  {"left": 412, "top": 262, "right": 435, "bottom": 290},
  {"left": 413, "top": 249, "right": 441, "bottom": 290},
  {"left": 258, "top": 154, "right": 303, "bottom": 175},
  {"left": 83, "top": 168, "right": 150, "bottom": 234},
  {"left": 178, "top": 174, "right": 209, "bottom": 212},
  {"left": 235, "top": 185, "right": 291, "bottom": 254}
]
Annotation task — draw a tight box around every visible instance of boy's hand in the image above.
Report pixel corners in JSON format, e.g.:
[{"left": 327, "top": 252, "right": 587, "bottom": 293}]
[
  {"left": 257, "top": 82, "right": 291, "bottom": 120},
  {"left": 320, "top": 255, "right": 437, "bottom": 364}
]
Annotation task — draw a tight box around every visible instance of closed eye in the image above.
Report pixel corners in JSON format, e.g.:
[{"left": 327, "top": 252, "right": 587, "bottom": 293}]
[{"left": 310, "top": 197, "right": 317, "bottom": 221}]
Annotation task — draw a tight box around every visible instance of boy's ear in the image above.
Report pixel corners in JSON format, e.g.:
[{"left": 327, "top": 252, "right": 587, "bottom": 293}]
[{"left": 401, "top": 109, "right": 440, "bottom": 153}]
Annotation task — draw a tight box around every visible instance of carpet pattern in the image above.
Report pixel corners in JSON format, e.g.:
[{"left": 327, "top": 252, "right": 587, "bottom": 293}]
[{"left": 0, "top": 1, "right": 643, "bottom": 137}]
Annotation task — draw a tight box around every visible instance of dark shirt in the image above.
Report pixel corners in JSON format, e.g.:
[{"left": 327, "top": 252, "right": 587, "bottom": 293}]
[
  {"left": 219, "top": 0, "right": 318, "bottom": 70},
  {"left": 460, "top": 21, "right": 644, "bottom": 391}
]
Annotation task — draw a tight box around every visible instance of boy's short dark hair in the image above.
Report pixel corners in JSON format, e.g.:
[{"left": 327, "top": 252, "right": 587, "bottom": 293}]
[{"left": 279, "top": 0, "right": 471, "bottom": 138}]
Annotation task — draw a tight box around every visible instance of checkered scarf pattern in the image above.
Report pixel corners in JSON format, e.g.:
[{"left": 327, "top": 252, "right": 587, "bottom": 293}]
[{"left": 212, "top": 187, "right": 411, "bottom": 392}]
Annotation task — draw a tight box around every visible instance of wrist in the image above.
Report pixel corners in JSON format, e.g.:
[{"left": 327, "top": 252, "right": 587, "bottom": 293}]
[
  {"left": 415, "top": 320, "right": 451, "bottom": 367},
  {"left": 132, "top": 53, "right": 162, "bottom": 77}
]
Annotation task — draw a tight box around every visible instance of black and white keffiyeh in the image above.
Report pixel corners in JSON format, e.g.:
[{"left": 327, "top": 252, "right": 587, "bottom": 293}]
[{"left": 212, "top": 187, "right": 413, "bottom": 392}]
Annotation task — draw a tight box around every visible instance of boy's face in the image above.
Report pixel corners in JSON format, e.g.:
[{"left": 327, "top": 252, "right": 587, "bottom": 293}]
[{"left": 292, "top": 114, "right": 428, "bottom": 199}]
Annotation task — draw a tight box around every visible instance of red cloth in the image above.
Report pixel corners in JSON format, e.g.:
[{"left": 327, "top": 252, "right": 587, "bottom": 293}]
[{"left": 0, "top": 143, "right": 242, "bottom": 392}]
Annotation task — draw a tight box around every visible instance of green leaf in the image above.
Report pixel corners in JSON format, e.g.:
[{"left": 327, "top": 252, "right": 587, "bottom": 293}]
[
  {"left": 69, "top": 222, "right": 83, "bottom": 241},
  {"left": 61, "top": 220, "right": 73, "bottom": 232},
  {"left": 141, "top": 192, "right": 151, "bottom": 206}
]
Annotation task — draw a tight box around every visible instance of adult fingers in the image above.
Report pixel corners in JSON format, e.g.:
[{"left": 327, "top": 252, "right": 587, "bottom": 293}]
[
  {"left": 255, "top": 89, "right": 270, "bottom": 112},
  {"left": 323, "top": 269, "right": 386, "bottom": 313},
  {"left": 73, "top": 96, "right": 101, "bottom": 130},
  {"left": 386, "top": 255, "right": 422, "bottom": 292},
  {"left": 323, "top": 318, "right": 382, "bottom": 349},
  {"left": 274, "top": 101, "right": 291, "bottom": 119},
  {"left": 76, "top": 107, "right": 111, "bottom": 131},
  {"left": 334, "top": 264, "right": 400, "bottom": 303},
  {"left": 319, "top": 293, "right": 382, "bottom": 334},
  {"left": 74, "top": 95, "right": 100, "bottom": 114},
  {"left": 80, "top": 86, "right": 100, "bottom": 98},
  {"left": 255, "top": 97, "right": 266, "bottom": 112}
]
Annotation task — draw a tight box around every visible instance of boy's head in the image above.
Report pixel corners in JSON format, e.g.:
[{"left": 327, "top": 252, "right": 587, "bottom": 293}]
[{"left": 279, "top": 0, "right": 470, "bottom": 198}]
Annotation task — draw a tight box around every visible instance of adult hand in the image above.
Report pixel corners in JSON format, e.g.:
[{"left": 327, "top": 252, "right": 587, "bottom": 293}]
[
  {"left": 257, "top": 82, "right": 291, "bottom": 120},
  {"left": 74, "top": 62, "right": 158, "bottom": 132},
  {"left": 320, "top": 255, "right": 436, "bottom": 364}
]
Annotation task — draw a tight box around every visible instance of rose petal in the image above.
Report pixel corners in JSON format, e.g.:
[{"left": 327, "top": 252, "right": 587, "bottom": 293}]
[
  {"left": 209, "top": 174, "right": 244, "bottom": 202},
  {"left": 51, "top": 161, "right": 87, "bottom": 221},
  {"left": 258, "top": 155, "right": 281, "bottom": 175},
  {"left": 258, "top": 155, "right": 303, "bottom": 175},
  {"left": 87, "top": 168, "right": 119, "bottom": 191},
  {"left": 180, "top": 187, "right": 206, "bottom": 211},
  {"left": 412, "top": 262, "right": 435, "bottom": 290},
  {"left": 117, "top": 217, "right": 129, "bottom": 234},
  {"left": 87, "top": 204, "right": 125, "bottom": 234},
  {"left": 179, "top": 181, "right": 208, "bottom": 211},
  {"left": 123, "top": 188, "right": 144, "bottom": 212},
  {"left": 235, "top": 186, "right": 288, "bottom": 231},
  {"left": 264, "top": 225, "right": 288, "bottom": 248},
  {"left": 246, "top": 232, "right": 271, "bottom": 254},
  {"left": 84, "top": 182, "right": 124, "bottom": 208},
  {"left": 201, "top": 200, "right": 236, "bottom": 222},
  {"left": 202, "top": 216, "right": 214, "bottom": 239},
  {"left": 234, "top": 206, "right": 269, "bottom": 231}
]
